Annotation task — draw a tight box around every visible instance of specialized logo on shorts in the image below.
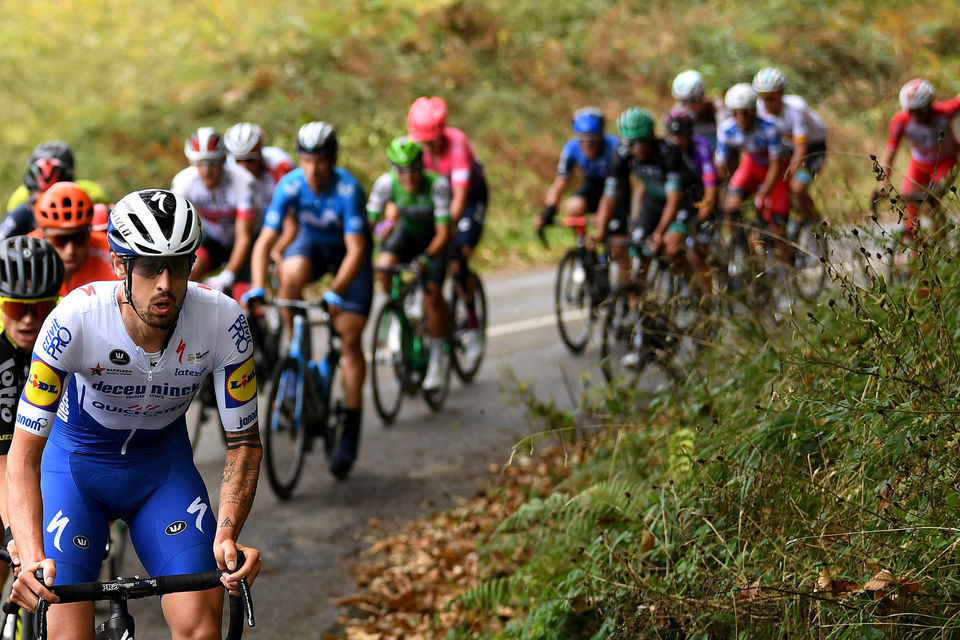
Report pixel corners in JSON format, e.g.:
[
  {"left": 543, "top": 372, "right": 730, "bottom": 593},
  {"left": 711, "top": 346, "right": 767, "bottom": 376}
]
[
  {"left": 73, "top": 535, "right": 90, "bottom": 549},
  {"left": 24, "top": 360, "right": 64, "bottom": 408},
  {"left": 41, "top": 318, "right": 72, "bottom": 361},
  {"left": 165, "top": 521, "right": 187, "bottom": 536},
  {"left": 109, "top": 349, "right": 131, "bottom": 366},
  {"left": 225, "top": 356, "right": 257, "bottom": 407},
  {"left": 228, "top": 314, "right": 252, "bottom": 354}
]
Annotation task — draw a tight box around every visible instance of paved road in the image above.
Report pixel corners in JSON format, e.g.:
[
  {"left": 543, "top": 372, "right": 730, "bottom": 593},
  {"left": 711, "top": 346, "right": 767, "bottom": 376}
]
[{"left": 117, "top": 265, "right": 608, "bottom": 637}]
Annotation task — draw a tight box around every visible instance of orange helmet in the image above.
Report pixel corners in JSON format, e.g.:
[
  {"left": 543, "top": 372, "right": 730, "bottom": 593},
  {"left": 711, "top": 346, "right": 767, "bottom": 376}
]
[{"left": 34, "top": 181, "right": 95, "bottom": 229}]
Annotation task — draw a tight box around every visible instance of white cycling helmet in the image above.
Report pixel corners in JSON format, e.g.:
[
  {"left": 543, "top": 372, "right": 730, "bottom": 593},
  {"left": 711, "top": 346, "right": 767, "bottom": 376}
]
[
  {"left": 725, "top": 83, "right": 758, "bottom": 111},
  {"left": 899, "top": 78, "right": 935, "bottom": 110},
  {"left": 752, "top": 67, "right": 787, "bottom": 93},
  {"left": 107, "top": 189, "right": 202, "bottom": 258},
  {"left": 184, "top": 126, "right": 226, "bottom": 163},
  {"left": 224, "top": 122, "right": 264, "bottom": 160},
  {"left": 671, "top": 69, "right": 705, "bottom": 102},
  {"left": 296, "top": 121, "right": 338, "bottom": 160}
]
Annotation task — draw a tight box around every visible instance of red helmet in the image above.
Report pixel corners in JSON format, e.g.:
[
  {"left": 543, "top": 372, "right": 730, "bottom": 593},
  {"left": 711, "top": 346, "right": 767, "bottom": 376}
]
[
  {"left": 34, "top": 181, "right": 95, "bottom": 229},
  {"left": 407, "top": 97, "right": 448, "bottom": 142}
]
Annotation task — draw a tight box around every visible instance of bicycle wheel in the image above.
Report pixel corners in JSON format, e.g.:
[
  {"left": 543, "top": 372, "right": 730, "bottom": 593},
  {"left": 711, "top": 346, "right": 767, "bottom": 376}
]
[
  {"left": 555, "top": 249, "right": 595, "bottom": 353},
  {"left": 598, "top": 281, "right": 645, "bottom": 386},
  {"left": 371, "top": 301, "right": 406, "bottom": 425},
  {"left": 789, "top": 221, "right": 827, "bottom": 301},
  {"left": 263, "top": 356, "right": 308, "bottom": 500},
  {"left": 449, "top": 272, "right": 487, "bottom": 382},
  {"left": 322, "top": 353, "right": 343, "bottom": 460}
]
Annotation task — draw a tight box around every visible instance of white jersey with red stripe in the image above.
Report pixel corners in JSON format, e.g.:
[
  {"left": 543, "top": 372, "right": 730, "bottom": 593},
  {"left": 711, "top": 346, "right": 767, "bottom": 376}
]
[
  {"left": 14, "top": 281, "right": 258, "bottom": 455},
  {"left": 170, "top": 164, "right": 258, "bottom": 245}
]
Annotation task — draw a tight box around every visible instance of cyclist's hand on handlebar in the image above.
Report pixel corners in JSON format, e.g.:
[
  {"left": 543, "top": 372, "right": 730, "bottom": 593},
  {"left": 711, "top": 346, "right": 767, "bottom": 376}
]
[
  {"left": 216, "top": 541, "right": 262, "bottom": 595},
  {"left": 11, "top": 558, "right": 58, "bottom": 611},
  {"left": 241, "top": 286, "right": 266, "bottom": 306},
  {"left": 321, "top": 290, "right": 344, "bottom": 317}
]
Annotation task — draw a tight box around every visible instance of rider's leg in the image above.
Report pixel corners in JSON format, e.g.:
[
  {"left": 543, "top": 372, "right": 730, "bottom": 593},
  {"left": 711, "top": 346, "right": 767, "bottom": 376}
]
[
  {"left": 277, "top": 255, "right": 313, "bottom": 336},
  {"left": 163, "top": 590, "right": 223, "bottom": 640}
]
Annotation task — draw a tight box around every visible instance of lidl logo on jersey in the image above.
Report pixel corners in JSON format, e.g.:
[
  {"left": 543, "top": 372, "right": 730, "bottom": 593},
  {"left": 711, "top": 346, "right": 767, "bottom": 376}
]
[
  {"left": 225, "top": 356, "right": 257, "bottom": 407},
  {"left": 24, "top": 359, "right": 65, "bottom": 409}
]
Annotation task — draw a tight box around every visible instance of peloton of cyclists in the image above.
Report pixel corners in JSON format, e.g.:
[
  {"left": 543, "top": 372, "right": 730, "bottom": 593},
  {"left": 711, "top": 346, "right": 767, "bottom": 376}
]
[
  {"left": 172, "top": 126, "right": 259, "bottom": 294},
  {"left": 368, "top": 136, "right": 452, "bottom": 392},
  {"left": 671, "top": 69, "right": 728, "bottom": 153},
  {"left": 877, "top": 77, "right": 960, "bottom": 240},
  {"left": 247, "top": 121, "right": 373, "bottom": 481}
]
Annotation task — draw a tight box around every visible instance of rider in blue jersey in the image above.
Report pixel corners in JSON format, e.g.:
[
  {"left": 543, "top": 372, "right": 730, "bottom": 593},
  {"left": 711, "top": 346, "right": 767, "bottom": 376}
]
[
  {"left": 247, "top": 121, "right": 373, "bottom": 481},
  {"left": 535, "top": 107, "right": 619, "bottom": 233},
  {"left": 8, "top": 189, "right": 262, "bottom": 640}
]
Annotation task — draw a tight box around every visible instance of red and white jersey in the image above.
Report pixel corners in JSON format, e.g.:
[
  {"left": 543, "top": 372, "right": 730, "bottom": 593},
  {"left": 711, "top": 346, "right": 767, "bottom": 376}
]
[
  {"left": 422, "top": 127, "right": 484, "bottom": 191},
  {"left": 227, "top": 146, "right": 294, "bottom": 211},
  {"left": 886, "top": 97, "right": 960, "bottom": 165},
  {"left": 171, "top": 164, "right": 258, "bottom": 245}
]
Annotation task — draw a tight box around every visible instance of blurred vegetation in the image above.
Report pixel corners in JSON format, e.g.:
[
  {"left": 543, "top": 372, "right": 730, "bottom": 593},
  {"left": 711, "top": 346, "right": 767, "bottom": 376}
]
[{"left": 1, "top": 0, "right": 958, "bottom": 268}]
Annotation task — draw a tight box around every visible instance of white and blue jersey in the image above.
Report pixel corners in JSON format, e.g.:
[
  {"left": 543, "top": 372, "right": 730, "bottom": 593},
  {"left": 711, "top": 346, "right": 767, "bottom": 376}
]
[
  {"left": 556, "top": 134, "right": 620, "bottom": 180},
  {"left": 15, "top": 281, "right": 259, "bottom": 583},
  {"left": 715, "top": 116, "right": 783, "bottom": 168}
]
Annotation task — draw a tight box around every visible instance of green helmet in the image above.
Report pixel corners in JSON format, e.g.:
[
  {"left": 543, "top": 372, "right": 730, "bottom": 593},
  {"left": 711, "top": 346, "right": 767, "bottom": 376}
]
[
  {"left": 386, "top": 136, "right": 423, "bottom": 169},
  {"left": 617, "top": 107, "right": 655, "bottom": 141}
]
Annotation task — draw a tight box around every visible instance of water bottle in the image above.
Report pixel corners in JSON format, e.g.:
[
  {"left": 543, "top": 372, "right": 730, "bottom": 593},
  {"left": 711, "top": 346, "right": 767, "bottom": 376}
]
[{"left": 405, "top": 286, "right": 424, "bottom": 323}]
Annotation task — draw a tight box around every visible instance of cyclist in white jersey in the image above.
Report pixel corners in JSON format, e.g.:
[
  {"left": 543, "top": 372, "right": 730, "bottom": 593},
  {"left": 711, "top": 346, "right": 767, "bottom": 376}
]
[
  {"left": 171, "top": 127, "right": 259, "bottom": 294},
  {"left": 7, "top": 189, "right": 262, "bottom": 640},
  {"left": 753, "top": 67, "right": 828, "bottom": 224}
]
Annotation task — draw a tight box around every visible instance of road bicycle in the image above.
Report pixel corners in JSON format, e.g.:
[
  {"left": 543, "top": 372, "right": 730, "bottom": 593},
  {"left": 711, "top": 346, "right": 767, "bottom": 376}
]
[
  {"left": 553, "top": 216, "right": 611, "bottom": 354},
  {"left": 262, "top": 299, "right": 345, "bottom": 500},
  {"left": 20, "top": 552, "right": 254, "bottom": 640},
  {"left": 370, "top": 263, "right": 452, "bottom": 425},
  {"left": 446, "top": 269, "right": 487, "bottom": 383},
  {"left": 598, "top": 236, "right": 700, "bottom": 386}
]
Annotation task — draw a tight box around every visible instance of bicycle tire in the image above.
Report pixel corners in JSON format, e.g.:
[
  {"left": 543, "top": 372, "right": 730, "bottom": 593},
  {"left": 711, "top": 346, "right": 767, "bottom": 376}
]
[
  {"left": 789, "top": 221, "right": 828, "bottom": 301},
  {"left": 598, "top": 281, "right": 646, "bottom": 386},
  {"left": 370, "top": 301, "right": 406, "bottom": 425},
  {"left": 322, "top": 353, "right": 342, "bottom": 460},
  {"left": 263, "top": 356, "right": 308, "bottom": 500},
  {"left": 449, "top": 272, "right": 487, "bottom": 382},
  {"left": 554, "top": 249, "right": 595, "bottom": 354}
]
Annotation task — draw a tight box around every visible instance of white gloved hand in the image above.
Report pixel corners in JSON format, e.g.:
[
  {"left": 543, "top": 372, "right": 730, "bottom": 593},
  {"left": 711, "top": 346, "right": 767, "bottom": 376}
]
[{"left": 205, "top": 269, "right": 236, "bottom": 292}]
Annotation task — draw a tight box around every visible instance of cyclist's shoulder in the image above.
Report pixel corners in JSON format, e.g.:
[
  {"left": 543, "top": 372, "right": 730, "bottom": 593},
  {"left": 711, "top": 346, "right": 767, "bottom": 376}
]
[
  {"left": 932, "top": 96, "right": 960, "bottom": 115},
  {"left": 332, "top": 166, "right": 363, "bottom": 194},
  {"left": 171, "top": 165, "right": 200, "bottom": 188},
  {"left": 262, "top": 146, "right": 294, "bottom": 171}
]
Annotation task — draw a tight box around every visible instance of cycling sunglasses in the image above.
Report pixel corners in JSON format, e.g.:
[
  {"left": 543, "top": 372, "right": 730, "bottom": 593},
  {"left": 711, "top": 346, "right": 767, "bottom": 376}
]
[
  {"left": 44, "top": 230, "right": 90, "bottom": 248},
  {"left": 126, "top": 256, "right": 195, "bottom": 280},
  {"left": 0, "top": 296, "right": 58, "bottom": 321}
]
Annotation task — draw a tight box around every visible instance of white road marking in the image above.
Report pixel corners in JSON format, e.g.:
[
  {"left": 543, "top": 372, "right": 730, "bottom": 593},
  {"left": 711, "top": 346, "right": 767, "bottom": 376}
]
[{"left": 487, "top": 308, "right": 588, "bottom": 338}]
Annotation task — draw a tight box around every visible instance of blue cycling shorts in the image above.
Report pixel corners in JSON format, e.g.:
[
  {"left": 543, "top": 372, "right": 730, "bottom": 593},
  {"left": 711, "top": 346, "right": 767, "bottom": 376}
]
[
  {"left": 40, "top": 424, "right": 218, "bottom": 583},
  {"left": 283, "top": 232, "right": 374, "bottom": 316}
]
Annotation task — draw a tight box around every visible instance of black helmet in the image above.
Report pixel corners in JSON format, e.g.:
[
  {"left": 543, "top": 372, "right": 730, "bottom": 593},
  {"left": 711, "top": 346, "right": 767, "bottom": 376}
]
[
  {"left": 0, "top": 236, "right": 65, "bottom": 299},
  {"left": 23, "top": 141, "right": 75, "bottom": 193}
]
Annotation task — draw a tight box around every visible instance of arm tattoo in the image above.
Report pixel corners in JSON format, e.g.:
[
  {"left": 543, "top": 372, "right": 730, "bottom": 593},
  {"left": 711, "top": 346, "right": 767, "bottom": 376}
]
[{"left": 225, "top": 426, "right": 262, "bottom": 451}]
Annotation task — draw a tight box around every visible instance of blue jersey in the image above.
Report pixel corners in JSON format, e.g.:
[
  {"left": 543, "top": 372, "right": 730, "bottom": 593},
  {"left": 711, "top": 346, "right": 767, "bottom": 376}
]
[
  {"left": 716, "top": 116, "right": 783, "bottom": 168},
  {"left": 264, "top": 166, "right": 369, "bottom": 245},
  {"left": 556, "top": 134, "right": 620, "bottom": 180}
]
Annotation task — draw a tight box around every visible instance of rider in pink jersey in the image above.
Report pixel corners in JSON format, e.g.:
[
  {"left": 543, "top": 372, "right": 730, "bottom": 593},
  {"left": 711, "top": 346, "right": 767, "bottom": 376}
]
[
  {"left": 879, "top": 78, "right": 960, "bottom": 237},
  {"left": 408, "top": 97, "right": 488, "bottom": 361}
]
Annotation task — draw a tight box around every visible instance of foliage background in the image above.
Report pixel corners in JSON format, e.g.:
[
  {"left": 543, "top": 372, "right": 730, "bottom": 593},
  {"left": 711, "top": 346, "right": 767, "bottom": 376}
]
[{"left": 1, "top": 0, "right": 958, "bottom": 266}]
